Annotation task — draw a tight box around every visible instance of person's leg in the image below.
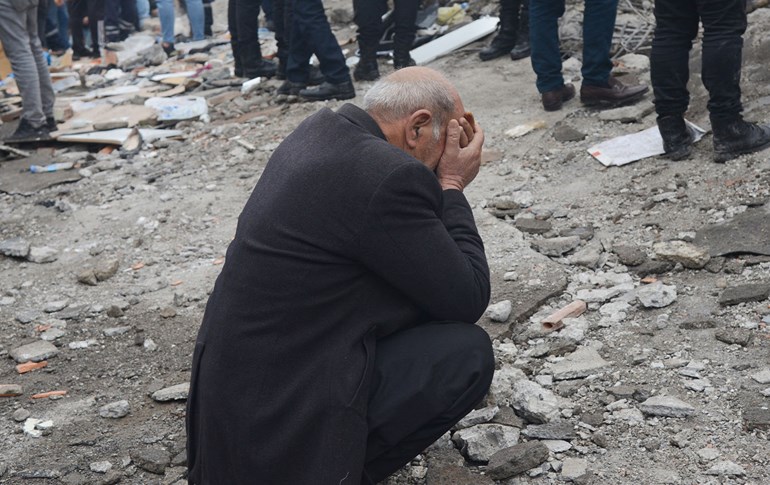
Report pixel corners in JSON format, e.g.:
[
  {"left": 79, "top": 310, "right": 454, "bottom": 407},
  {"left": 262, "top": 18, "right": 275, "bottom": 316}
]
[
  {"left": 650, "top": 0, "right": 699, "bottom": 160},
  {"left": 202, "top": 0, "right": 213, "bottom": 37},
  {"left": 392, "top": 0, "right": 418, "bottom": 68},
  {"left": 87, "top": 0, "right": 103, "bottom": 55},
  {"left": 37, "top": 0, "right": 49, "bottom": 48},
  {"left": 293, "top": 0, "right": 349, "bottom": 84},
  {"left": 186, "top": 0, "right": 205, "bottom": 40},
  {"left": 362, "top": 323, "right": 494, "bottom": 483},
  {"left": 529, "top": 0, "right": 565, "bottom": 93},
  {"left": 235, "top": 0, "right": 273, "bottom": 77},
  {"left": 353, "top": 0, "right": 385, "bottom": 80},
  {"left": 104, "top": 0, "right": 121, "bottom": 42},
  {"left": 510, "top": 0, "right": 531, "bottom": 60},
  {"left": 68, "top": 0, "right": 87, "bottom": 55},
  {"left": 137, "top": 0, "right": 151, "bottom": 21},
  {"left": 56, "top": 4, "right": 70, "bottom": 49},
  {"left": 580, "top": 0, "right": 617, "bottom": 87},
  {"left": 479, "top": 0, "right": 519, "bottom": 61},
  {"left": 274, "top": 0, "right": 287, "bottom": 76},
  {"left": 157, "top": 0, "right": 175, "bottom": 45},
  {"left": 118, "top": 0, "right": 138, "bottom": 39},
  {"left": 228, "top": 0, "right": 242, "bottom": 75}
]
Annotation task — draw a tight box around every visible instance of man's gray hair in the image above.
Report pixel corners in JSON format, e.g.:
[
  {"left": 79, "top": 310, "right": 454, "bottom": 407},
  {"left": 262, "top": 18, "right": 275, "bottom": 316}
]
[{"left": 363, "top": 77, "right": 456, "bottom": 140}]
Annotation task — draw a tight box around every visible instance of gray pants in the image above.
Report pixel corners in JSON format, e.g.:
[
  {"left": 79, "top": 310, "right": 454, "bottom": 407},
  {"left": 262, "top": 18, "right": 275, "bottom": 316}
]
[{"left": 0, "top": 0, "right": 55, "bottom": 127}]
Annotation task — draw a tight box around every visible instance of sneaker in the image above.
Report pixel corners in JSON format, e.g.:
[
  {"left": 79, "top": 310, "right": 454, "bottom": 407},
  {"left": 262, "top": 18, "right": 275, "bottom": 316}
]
[
  {"left": 541, "top": 83, "right": 575, "bottom": 112},
  {"left": 299, "top": 81, "right": 356, "bottom": 102},
  {"left": 657, "top": 115, "right": 696, "bottom": 161},
  {"left": 4, "top": 119, "right": 52, "bottom": 144},
  {"left": 580, "top": 77, "right": 648, "bottom": 109},
  {"left": 712, "top": 119, "right": 770, "bottom": 163}
]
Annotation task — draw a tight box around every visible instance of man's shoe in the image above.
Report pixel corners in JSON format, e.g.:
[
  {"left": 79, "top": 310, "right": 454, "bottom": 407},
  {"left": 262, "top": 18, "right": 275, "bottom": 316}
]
[
  {"left": 712, "top": 119, "right": 770, "bottom": 163},
  {"left": 46, "top": 117, "right": 57, "bottom": 132},
  {"left": 72, "top": 48, "right": 93, "bottom": 60},
  {"left": 299, "top": 81, "right": 356, "bottom": 101},
  {"left": 308, "top": 65, "right": 324, "bottom": 86},
  {"left": 393, "top": 55, "right": 416, "bottom": 70},
  {"left": 580, "top": 77, "right": 648, "bottom": 108},
  {"left": 509, "top": 35, "right": 531, "bottom": 60},
  {"left": 479, "top": 30, "right": 517, "bottom": 61},
  {"left": 243, "top": 59, "right": 277, "bottom": 79},
  {"left": 276, "top": 80, "right": 307, "bottom": 96},
  {"left": 541, "top": 83, "right": 576, "bottom": 111},
  {"left": 5, "top": 119, "right": 51, "bottom": 144},
  {"left": 354, "top": 60, "right": 380, "bottom": 81},
  {"left": 657, "top": 115, "right": 695, "bottom": 161}
]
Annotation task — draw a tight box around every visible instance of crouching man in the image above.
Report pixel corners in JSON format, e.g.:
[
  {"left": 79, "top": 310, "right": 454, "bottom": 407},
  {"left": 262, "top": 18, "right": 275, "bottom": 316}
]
[{"left": 186, "top": 66, "right": 494, "bottom": 484}]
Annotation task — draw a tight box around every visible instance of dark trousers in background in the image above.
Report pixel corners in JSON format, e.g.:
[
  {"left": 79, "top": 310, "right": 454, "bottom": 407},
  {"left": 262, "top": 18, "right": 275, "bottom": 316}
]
[
  {"left": 529, "top": 0, "right": 618, "bottom": 93},
  {"left": 67, "top": 0, "right": 101, "bottom": 55},
  {"left": 285, "top": 0, "right": 349, "bottom": 84},
  {"left": 650, "top": 0, "right": 747, "bottom": 123},
  {"left": 45, "top": 3, "right": 70, "bottom": 51},
  {"left": 362, "top": 323, "right": 494, "bottom": 484},
  {"left": 353, "top": 0, "right": 419, "bottom": 58},
  {"left": 37, "top": 0, "right": 48, "bottom": 48},
  {"left": 104, "top": 0, "right": 137, "bottom": 42},
  {"left": 227, "top": 0, "right": 263, "bottom": 77}
]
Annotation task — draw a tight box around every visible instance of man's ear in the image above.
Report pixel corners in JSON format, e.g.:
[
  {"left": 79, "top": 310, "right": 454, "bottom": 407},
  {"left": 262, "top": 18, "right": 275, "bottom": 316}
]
[{"left": 405, "top": 109, "right": 433, "bottom": 149}]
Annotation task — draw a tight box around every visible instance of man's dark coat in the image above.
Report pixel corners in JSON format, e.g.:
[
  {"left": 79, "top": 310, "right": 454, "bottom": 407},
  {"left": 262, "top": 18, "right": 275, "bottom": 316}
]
[{"left": 186, "top": 104, "right": 490, "bottom": 484}]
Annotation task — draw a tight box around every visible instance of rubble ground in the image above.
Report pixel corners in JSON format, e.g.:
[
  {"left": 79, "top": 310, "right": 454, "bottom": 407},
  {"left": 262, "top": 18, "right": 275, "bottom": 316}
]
[{"left": 2, "top": 2, "right": 770, "bottom": 484}]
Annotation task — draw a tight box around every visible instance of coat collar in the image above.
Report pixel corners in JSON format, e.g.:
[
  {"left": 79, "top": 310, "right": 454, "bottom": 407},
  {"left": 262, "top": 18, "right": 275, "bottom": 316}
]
[{"left": 337, "top": 104, "right": 387, "bottom": 141}]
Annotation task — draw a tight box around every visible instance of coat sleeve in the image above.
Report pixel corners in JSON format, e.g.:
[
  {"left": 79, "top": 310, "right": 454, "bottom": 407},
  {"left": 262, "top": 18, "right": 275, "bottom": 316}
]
[{"left": 357, "top": 162, "right": 490, "bottom": 323}]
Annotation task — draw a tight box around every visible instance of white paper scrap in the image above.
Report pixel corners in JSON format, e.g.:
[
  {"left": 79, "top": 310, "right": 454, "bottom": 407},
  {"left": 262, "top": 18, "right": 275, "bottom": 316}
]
[{"left": 588, "top": 121, "right": 706, "bottom": 167}]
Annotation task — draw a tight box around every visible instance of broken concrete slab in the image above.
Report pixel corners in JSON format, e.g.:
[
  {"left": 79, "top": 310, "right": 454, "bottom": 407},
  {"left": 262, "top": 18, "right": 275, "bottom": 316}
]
[
  {"left": 56, "top": 128, "right": 183, "bottom": 146},
  {"left": 638, "top": 396, "right": 695, "bottom": 417},
  {"left": 412, "top": 16, "right": 499, "bottom": 65},
  {"left": 718, "top": 283, "right": 770, "bottom": 306},
  {"left": 653, "top": 241, "right": 711, "bottom": 269},
  {"left": 10, "top": 340, "right": 59, "bottom": 363},
  {"left": 551, "top": 347, "right": 610, "bottom": 380},
  {"left": 695, "top": 206, "right": 770, "bottom": 256},
  {"left": 0, "top": 157, "right": 82, "bottom": 195},
  {"left": 486, "top": 441, "right": 550, "bottom": 480}
]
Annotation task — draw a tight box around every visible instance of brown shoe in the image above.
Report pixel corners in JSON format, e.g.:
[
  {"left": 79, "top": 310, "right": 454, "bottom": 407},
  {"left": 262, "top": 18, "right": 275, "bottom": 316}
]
[
  {"left": 541, "top": 83, "right": 576, "bottom": 111},
  {"left": 580, "top": 77, "right": 648, "bottom": 108}
]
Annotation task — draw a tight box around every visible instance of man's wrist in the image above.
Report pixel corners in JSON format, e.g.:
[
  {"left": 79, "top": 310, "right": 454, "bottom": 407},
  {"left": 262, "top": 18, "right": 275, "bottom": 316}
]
[{"left": 439, "top": 177, "right": 464, "bottom": 192}]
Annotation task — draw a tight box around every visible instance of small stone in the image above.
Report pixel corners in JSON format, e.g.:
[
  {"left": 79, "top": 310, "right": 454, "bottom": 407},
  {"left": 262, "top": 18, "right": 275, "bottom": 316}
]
[
  {"left": 551, "top": 347, "right": 610, "bottom": 380},
  {"left": 511, "top": 191, "right": 534, "bottom": 208},
  {"left": 553, "top": 123, "right": 586, "bottom": 142},
  {"left": 486, "top": 441, "right": 550, "bottom": 480},
  {"left": 0, "top": 237, "right": 31, "bottom": 258},
  {"left": 485, "top": 300, "right": 512, "bottom": 323},
  {"left": 89, "top": 461, "right": 112, "bottom": 474},
  {"left": 697, "top": 448, "right": 721, "bottom": 463},
  {"left": 10, "top": 340, "right": 59, "bottom": 363},
  {"left": 143, "top": 338, "right": 158, "bottom": 351},
  {"left": 27, "top": 246, "right": 59, "bottom": 263},
  {"left": 99, "top": 400, "right": 130, "bottom": 418},
  {"left": 719, "top": 283, "right": 770, "bottom": 306},
  {"left": 522, "top": 421, "right": 576, "bottom": 440},
  {"left": 514, "top": 218, "right": 552, "bottom": 234},
  {"left": 637, "top": 282, "right": 677, "bottom": 308},
  {"left": 77, "top": 269, "right": 98, "bottom": 286},
  {"left": 454, "top": 405, "right": 499, "bottom": 430},
  {"left": 151, "top": 383, "right": 190, "bottom": 402},
  {"left": 44, "top": 300, "right": 68, "bottom": 313},
  {"left": 0, "top": 384, "right": 23, "bottom": 397},
  {"left": 751, "top": 369, "right": 770, "bottom": 384},
  {"left": 510, "top": 380, "right": 560, "bottom": 423},
  {"left": 630, "top": 260, "right": 674, "bottom": 277},
  {"left": 598, "top": 101, "right": 655, "bottom": 123},
  {"left": 570, "top": 245, "right": 602, "bottom": 268},
  {"left": 679, "top": 319, "right": 718, "bottom": 330},
  {"left": 94, "top": 258, "right": 120, "bottom": 281},
  {"left": 715, "top": 328, "right": 753, "bottom": 347},
  {"left": 532, "top": 236, "right": 581, "bottom": 257},
  {"left": 104, "top": 326, "right": 132, "bottom": 337},
  {"left": 575, "top": 287, "right": 621, "bottom": 303},
  {"left": 159, "top": 307, "right": 177, "bottom": 318},
  {"left": 41, "top": 328, "right": 66, "bottom": 341},
  {"left": 15, "top": 310, "right": 41, "bottom": 324},
  {"left": 106, "top": 305, "right": 124, "bottom": 318},
  {"left": 13, "top": 408, "right": 31, "bottom": 422},
  {"left": 613, "top": 244, "right": 647, "bottom": 266},
  {"left": 130, "top": 447, "right": 170, "bottom": 475},
  {"left": 451, "top": 424, "right": 520, "bottom": 462},
  {"left": 705, "top": 461, "right": 745, "bottom": 477},
  {"left": 561, "top": 457, "right": 589, "bottom": 480},
  {"left": 638, "top": 395, "right": 695, "bottom": 418},
  {"left": 653, "top": 241, "right": 710, "bottom": 269},
  {"left": 743, "top": 406, "right": 770, "bottom": 431}
]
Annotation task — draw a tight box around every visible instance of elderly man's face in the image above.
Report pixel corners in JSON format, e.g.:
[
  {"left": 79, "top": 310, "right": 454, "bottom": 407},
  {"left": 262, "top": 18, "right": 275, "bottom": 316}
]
[{"left": 416, "top": 100, "right": 465, "bottom": 171}]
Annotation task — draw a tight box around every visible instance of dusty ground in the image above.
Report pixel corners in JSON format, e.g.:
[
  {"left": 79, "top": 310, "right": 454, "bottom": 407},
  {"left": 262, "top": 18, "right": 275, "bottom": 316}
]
[{"left": 1, "top": 2, "right": 770, "bottom": 484}]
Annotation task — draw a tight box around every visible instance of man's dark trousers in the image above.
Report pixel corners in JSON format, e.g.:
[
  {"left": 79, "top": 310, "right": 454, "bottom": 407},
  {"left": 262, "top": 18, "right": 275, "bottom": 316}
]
[
  {"left": 228, "top": 0, "right": 263, "bottom": 76},
  {"left": 67, "top": 0, "right": 100, "bottom": 55},
  {"left": 650, "top": 0, "right": 746, "bottom": 123},
  {"left": 286, "top": 0, "right": 349, "bottom": 84},
  {"left": 529, "top": 0, "right": 618, "bottom": 93},
  {"left": 353, "top": 0, "right": 419, "bottom": 58},
  {"left": 104, "top": 0, "right": 137, "bottom": 42}
]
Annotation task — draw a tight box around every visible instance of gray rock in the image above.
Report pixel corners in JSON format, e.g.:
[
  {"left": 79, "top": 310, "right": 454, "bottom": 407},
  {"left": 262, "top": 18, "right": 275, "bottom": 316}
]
[
  {"left": 99, "top": 400, "right": 130, "bottom": 418},
  {"left": 89, "top": 461, "right": 112, "bottom": 474},
  {"left": 719, "top": 283, "right": 770, "bottom": 306},
  {"left": 0, "top": 384, "right": 22, "bottom": 396},
  {"left": 44, "top": 300, "right": 68, "bottom": 313},
  {"left": 532, "top": 236, "right": 581, "bottom": 257},
  {"left": 559, "top": 226, "right": 594, "bottom": 241},
  {"left": 27, "top": 246, "right": 59, "bottom": 263},
  {"left": 510, "top": 380, "right": 561, "bottom": 423},
  {"left": 0, "top": 237, "right": 31, "bottom": 258},
  {"left": 511, "top": 191, "right": 534, "bottom": 208},
  {"left": 78, "top": 270, "right": 99, "bottom": 287},
  {"left": 561, "top": 457, "right": 589, "bottom": 480},
  {"left": 705, "top": 461, "right": 745, "bottom": 477},
  {"left": 159, "top": 306, "right": 177, "bottom": 319},
  {"left": 715, "top": 328, "right": 753, "bottom": 347},
  {"left": 489, "top": 366, "right": 527, "bottom": 405},
  {"left": 486, "top": 441, "right": 550, "bottom": 480},
  {"left": 151, "top": 383, "right": 190, "bottom": 402},
  {"left": 454, "top": 405, "right": 499, "bottom": 430},
  {"left": 103, "top": 326, "right": 132, "bottom": 337},
  {"left": 522, "top": 420, "right": 576, "bottom": 440},
  {"left": 613, "top": 244, "right": 647, "bottom": 266},
  {"left": 543, "top": 439, "right": 572, "bottom": 452},
  {"left": 514, "top": 218, "right": 552, "bottom": 234},
  {"left": 94, "top": 258, "right": 120, "bottom": 281},
  {"left": 41, "top": 328, "right": 66, "bottom": 341},
  {"left": 106, "top": 305, "right": 124, "bottom": 318},
  {"left": 743, "top": 406, "right": 770, "bottom": 431},
  {"left": 570, "top": 245, "right": 602, "bottom": 268},
  {"left": 653, "top": 241, "right": 710, "bottom": 269},
  {"left": 630, "top": 260, "right": 674, "bottom": 277},
  {"left": 637, "top": 282, "right": 677, "bottom": 308},
  {"left": 451, "top": 424, "right": 520, "bottom": 462},
  {"left": 638, "top": 396, "right": 695, "bottom": 417},
  {"left": 10, "top": 340, "right": 59, "bottom": 363},
  {"left": 486, "top": 300, "right": 512, "bottom": 323},
  {"left": 696, "top": 447, "right": 721, "bottom": 463},
  {"left": 426, "top": 452, "right": 496, "bottom": 484},
  {"left": 553, "top": 124, "right": 586, "bottom": 142},
  {"left": 598, "top": 101, "right": 655, "bottom": 123},
  {"left": 575, "top": 287, "right": 621, "bottom": 303},
  {"left": 679, "top": 318, "right": 718, "bottom": 330},
  {"left": 551, "top": 347, "right": 610, "bottom": 380},
  {"left": 15, "top": 310, "right": 42, "bottom": 324},
  {"left": 130, "top": 447, "right": 170, "bottom": 475},
  {"left": 751, "top": 369, "right": 770, "bottom": 384},
  {"left": 13, "top": 408, "right": 31, "bottom": 422}
]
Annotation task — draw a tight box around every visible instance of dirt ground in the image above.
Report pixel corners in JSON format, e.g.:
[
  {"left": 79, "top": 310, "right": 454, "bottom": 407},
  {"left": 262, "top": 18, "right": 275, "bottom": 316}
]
[{"left": 1, "top": 1, "right": 770, "bottom": 484}]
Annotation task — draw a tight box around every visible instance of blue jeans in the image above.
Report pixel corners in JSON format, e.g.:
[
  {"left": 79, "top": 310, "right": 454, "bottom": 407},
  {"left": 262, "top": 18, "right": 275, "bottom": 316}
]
[
  {"left": 650, "top": 0, "right": 746, "bottom": 122},
  {"left": 529, "top": 0, "right": 618, "bottom": 93},
  {"left": 136, "top": 0, "right": 150, "bottom": 20},
  {"left": 158, "top": 0, "right": 204, "bottom": 43},
  {"left": 45, "top": 4, "right": 70, "bottom": 51},
  {"left": 286, "top": 0, "right": 350, "bottom": 84}
]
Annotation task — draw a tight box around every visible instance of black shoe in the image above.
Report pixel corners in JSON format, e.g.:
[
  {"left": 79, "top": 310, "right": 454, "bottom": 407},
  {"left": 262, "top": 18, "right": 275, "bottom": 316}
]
[
  {"left": 712, "top": 119, "right": 770, "bottom": 163},
  {"left": 5, "top": 119, "right": 52, "bottom": 144},
  {"left": 161, "top": 42, "right": 176, "bottom": 56},
  {"left": 657, "top": 115, "right": 696, "bottom": 161},
  {"left": 479, "top": 30, "right": 517, "bottom": 61},
  {"left": 72, "top": 48, "right": 93, "bottom": 60},
  {"left": 299, "top": 81, "right": 356, "bottom": 102},
  {"left": 46, "top": 117, "right": 57, "bottom": 132},
  {"left": 510, "top": 35, "right": 531, "bottom": 60},
  {"left": 243, "top": 59, "right": 277, "bottom": 79},
  {"left": 308, "top": 65, "right": 324, "bottom": 86},
  {"left": 276, "top": 80, "right": 307, "bottom": 96},
  {"left": 354, "top": 60, "right": 380, "bottom": 81},
  {"left": 393, "top": 55, "right": 416, "bottom": 70}
]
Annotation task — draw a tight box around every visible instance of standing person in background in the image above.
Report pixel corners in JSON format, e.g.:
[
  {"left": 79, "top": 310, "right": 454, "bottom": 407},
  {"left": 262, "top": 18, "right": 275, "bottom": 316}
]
[
  {"left": 228, "top": 0, "right": 276, "bottom": 78},
  {"left": 202, "top": 0, "right": 213, "bottom": 37},
  {"left": 45, "top": 0, "right": 70, "bottom": 55},
  {"left": 529, "top": 0, "right": 648, "bottom": 111},
  {"left": 37, "top": 0, "right": 49, "bottom": 47},
  {"left": 136, "top": 0, "right": 150, "bottom": 30},
  {"left": 651, "top": 0, "right": 770, "bottom": 162},
  {"left": 104, "top": 0, "right": 137, "bottom": 42},
  {"left": 478, "top": 0, "right": 530, "bottom": 62},
  {"left": 353, "top": 0, "right": 418, "bottom": 81},
  {"left": 0, "top": 0, "right": 57, "bottom": 142},
  {"left": 157, "top": 0, "right": 204, "bottom": 54},
  {"left": 67, "top": 0, "right": 101, "bottom": 59}
]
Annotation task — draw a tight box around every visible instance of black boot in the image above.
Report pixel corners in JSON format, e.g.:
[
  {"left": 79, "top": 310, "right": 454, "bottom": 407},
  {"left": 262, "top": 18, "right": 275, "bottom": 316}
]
[
  {"left": 241, "top": 40, "right": 276, "bottom": 79},
  {"left": 231, "top": 40, "right": 243, "bottom": 77},
  {"left": 479, "top": 1, "right": 518, "bottom": 61},
  {"left": 657, "top": 115, "right": 696, "bottom": 161},
  {"left": 392, "top": 33, "right": 416, "bottom": 71},
  {"left": 712, "top": 118, "right": 770, "bottom": 163},
  {"left": 510, "top": 3, "right": 530, "bottom": 61},
  {"left": 276, "top": 80, "right": 307, "bottom": 96},
  {"left": 5, "top": 119, "right": 51, "bottom": 144},
  {"left": 299, "top": 81, "right": 356, "bottom": 102},
  {"left": 354, "top": 59, "right": 380, "bottom": 81}
]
